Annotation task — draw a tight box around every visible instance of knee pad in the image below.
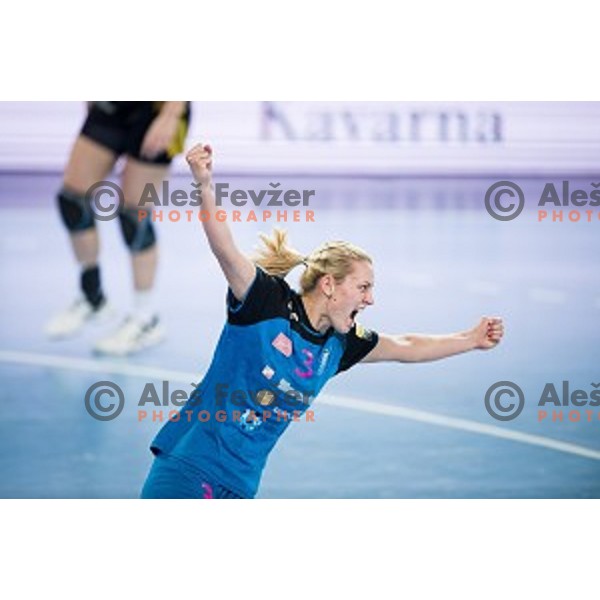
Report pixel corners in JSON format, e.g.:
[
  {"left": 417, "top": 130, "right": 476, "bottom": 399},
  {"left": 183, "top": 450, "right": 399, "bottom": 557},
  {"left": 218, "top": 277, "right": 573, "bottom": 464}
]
[
  {"left": 118, "top": 208, "right": 156, "bottom": 252},
  {"left": 57, "top": 188, "right": 96, "bottom": 232}
]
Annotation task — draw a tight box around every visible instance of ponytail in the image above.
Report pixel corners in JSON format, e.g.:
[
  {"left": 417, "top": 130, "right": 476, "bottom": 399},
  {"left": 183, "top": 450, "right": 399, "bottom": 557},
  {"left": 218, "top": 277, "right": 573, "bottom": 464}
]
[{"left": 253, "top": 228, "right": 305, "bottom": 278}]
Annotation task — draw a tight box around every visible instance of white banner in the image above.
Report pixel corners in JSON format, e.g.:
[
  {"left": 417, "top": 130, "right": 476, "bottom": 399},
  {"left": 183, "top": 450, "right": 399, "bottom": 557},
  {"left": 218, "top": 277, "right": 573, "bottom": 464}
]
[{"left": 0, "top": 101, "right": 599, "bottom": 175}]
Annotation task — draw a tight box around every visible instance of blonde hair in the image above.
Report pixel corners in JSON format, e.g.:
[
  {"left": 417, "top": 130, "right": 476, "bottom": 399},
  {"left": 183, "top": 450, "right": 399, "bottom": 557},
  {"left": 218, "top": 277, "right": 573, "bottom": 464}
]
[{"left": 253, "top": 228, "right": 372, "bottom": 294}]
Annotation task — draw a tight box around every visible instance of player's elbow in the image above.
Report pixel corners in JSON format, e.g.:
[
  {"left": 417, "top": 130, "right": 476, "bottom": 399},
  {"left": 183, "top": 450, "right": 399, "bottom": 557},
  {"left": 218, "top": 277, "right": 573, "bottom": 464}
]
[{"left": 394, "top": 335, "right": 428, "bottom": 362}]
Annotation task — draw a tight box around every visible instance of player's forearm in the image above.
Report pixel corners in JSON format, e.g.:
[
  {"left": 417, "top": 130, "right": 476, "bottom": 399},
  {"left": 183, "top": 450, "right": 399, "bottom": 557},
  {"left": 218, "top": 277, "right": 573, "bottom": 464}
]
[
  {"left": 200, "top": 182, "right": 235, "bottom": 257},
  {"left": 186, "top": 144, "right": 244, "bottom": 266},
  {"left": 400, "top": 331, "right": 477, "bottom": 362}
]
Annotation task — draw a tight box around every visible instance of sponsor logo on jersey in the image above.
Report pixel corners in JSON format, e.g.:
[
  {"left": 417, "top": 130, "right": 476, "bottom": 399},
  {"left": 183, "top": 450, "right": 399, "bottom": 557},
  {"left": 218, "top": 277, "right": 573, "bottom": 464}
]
[
  {"left": 262, "top": 365, "right": 275, "bottom": 380},
  {"left": 256, "top": 389, "right": 276, "bottom": 406},
  {"left": 277, "top": 378, "right": 293, "bottom": 394},
  {"left": 272, "top": 332, "right": 293, "bottom": 357},
  {"left": 239, "top": 409, "right": 263, "bottom": 432},
  {"left": 317, "top": 348, "right": 331, "bottom": 376},
  {"left": 355, "top": 323, "right": 373, "bottom": 341}
]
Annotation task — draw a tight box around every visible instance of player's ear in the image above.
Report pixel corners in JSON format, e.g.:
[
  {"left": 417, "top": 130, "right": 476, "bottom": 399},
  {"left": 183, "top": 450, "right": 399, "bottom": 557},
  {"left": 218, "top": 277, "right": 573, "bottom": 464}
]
[{"left": 320, "top": 273, "right": 335, "bottom": 299}]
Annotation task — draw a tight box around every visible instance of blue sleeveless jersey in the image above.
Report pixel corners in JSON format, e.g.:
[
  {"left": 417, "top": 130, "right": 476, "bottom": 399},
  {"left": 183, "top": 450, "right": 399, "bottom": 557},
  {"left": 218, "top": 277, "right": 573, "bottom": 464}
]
[{"left": 150, "top": 266, "right": 378, "bottom": 498}]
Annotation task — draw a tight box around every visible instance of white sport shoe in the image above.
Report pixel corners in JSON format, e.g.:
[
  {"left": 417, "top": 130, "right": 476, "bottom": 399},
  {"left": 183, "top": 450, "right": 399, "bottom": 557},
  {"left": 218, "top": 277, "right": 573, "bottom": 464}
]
[
  {"left": 45, "top": 298, "right": 115, "bottom": 339},
  {"left": 93, "top": 315, "right": 165, "bottom": 356}
]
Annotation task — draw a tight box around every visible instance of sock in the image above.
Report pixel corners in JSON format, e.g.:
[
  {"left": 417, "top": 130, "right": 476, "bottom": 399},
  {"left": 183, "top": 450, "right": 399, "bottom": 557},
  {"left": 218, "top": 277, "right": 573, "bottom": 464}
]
[
  {"left": 134, "top": 289, "right": 157, "bottom": 324},
  {"left": 81, "top": 266, "right": 105, "bottom": 309}
]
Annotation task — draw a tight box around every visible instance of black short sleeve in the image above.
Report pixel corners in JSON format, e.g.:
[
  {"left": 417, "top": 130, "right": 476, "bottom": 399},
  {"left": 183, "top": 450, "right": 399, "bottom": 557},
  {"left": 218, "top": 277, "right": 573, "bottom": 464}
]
[
  {"left": 227, "top": 266, "right": 290, "bottom": 326},
  {"left": 336, "top": 322, "right": 379, "bottom": 374}
]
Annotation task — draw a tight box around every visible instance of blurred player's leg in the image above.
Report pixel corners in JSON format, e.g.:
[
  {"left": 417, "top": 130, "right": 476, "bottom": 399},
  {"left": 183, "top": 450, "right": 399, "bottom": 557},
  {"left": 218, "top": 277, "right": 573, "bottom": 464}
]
[
  {"left": 45, "top": 136, "right": 118, "bottom": 338},
  {"left": 93, "top": 159, "right": 169, "bottom": 355}
]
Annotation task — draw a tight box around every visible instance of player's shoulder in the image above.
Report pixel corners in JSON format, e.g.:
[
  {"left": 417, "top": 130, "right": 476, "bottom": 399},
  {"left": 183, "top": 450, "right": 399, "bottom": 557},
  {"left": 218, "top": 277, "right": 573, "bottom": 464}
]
[
  {"left": 351, "top": 322, "right": 376, "bottom": 342},
  {"left": 227, "top": 265, "right": 292, "bottom": 325}
]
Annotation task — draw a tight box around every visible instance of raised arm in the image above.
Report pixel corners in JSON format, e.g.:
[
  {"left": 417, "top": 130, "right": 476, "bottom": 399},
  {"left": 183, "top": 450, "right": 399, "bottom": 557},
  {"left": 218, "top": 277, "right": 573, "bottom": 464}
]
[
  {"left": 362, "top": 317, "right": 504, "bottom": 363},
  {"left": 186, "top": 144, "right": 256, "bottom": 300}
]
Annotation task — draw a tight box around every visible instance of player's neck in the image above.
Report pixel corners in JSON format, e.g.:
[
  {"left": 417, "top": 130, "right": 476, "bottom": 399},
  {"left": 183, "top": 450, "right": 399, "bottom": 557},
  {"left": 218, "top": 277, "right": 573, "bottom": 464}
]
[{"left": 300, "top": 293, "right": 331, "bottom": 334}]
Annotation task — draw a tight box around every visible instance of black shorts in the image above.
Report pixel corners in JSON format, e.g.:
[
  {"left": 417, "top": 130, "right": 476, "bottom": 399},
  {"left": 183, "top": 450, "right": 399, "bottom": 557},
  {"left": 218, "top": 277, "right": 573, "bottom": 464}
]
[{"left": 80, "top": 101, "right": 191, "bottom": 165}]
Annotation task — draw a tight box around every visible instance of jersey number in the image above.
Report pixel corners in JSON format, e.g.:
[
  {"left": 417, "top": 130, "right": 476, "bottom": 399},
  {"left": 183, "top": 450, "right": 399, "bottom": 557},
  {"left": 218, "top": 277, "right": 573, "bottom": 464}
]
[{"left": 294, "top": 349, "right": 314, "bottom": 379}]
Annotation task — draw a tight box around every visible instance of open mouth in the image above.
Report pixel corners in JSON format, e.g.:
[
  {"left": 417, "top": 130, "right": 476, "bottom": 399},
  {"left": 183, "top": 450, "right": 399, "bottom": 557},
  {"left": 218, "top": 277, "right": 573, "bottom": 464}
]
[{"left": 349, "top": 309, "right": 359, "bottom": 326}]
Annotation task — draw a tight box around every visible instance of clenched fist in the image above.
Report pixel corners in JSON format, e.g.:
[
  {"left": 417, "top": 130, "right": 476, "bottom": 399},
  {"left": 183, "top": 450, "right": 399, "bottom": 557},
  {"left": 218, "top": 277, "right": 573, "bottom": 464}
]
[
  {"left": 186, "top": 143, "right": 213, "bottom": 185},
  {"left": 471, "top": 316, "right": 505, "bottom": 350}
]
